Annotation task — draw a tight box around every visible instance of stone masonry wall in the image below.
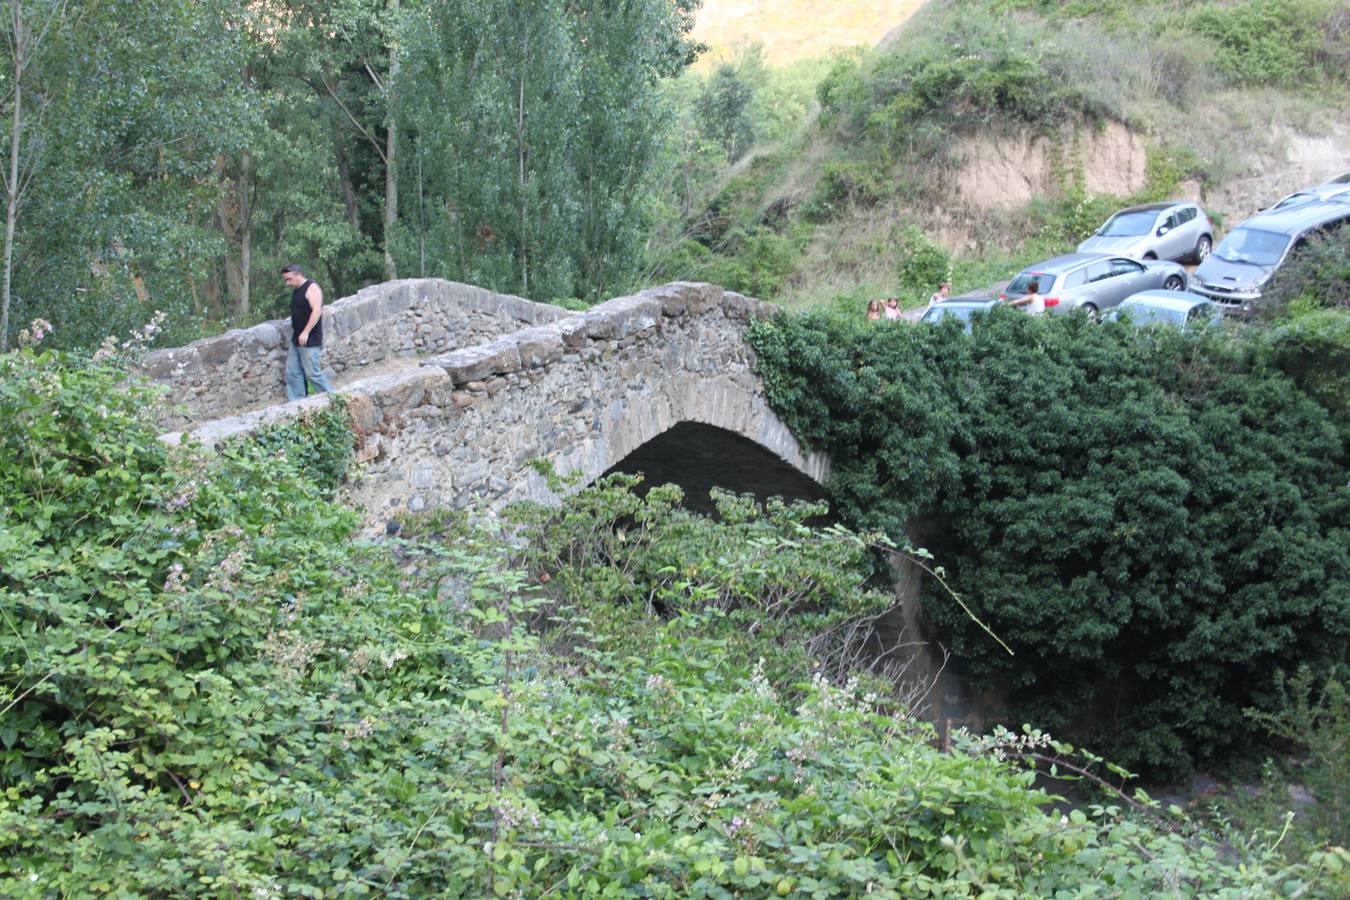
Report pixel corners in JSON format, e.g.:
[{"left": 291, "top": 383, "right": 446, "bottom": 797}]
[
  {"left": 141, "top": 279, "right": 569, "bottom": 428},
  {"left": 168, "top": 282, "right": 830, "bottom": 522}
]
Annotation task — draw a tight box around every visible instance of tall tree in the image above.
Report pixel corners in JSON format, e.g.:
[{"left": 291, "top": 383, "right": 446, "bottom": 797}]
[
  {"left": 399, "top": 0, "right": 701, "bottom": 301},
  {"left": 1, "top": 0, "right": 68, "bottom": 350}
]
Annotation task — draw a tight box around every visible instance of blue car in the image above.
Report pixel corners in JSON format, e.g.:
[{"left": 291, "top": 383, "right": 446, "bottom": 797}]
[
  {"left": 920, "top": 297, "right": 1002, "bottom": 331},
  {"left": 1106, "top": 290, "right": 1223, "bottom": 330}
]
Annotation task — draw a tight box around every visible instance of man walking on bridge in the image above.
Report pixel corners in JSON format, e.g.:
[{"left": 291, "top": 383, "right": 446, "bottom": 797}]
[{"left": 281, "top": 263, "right": 335, "bottom": 401}]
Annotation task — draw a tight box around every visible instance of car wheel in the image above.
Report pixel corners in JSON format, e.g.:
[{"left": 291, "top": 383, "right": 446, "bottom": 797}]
[
  {"left": 1081, "top": 302, "right": 1099, "bottom": 321},
  {"left": 1163, "top": 275, "right": 1184, "bottom": 291},
  {"left": 1194, "top": 235, "right": 1212, "bottom": 263},
  {"left": 1143, "top": 252, "right": 1157, "bottom": 260}
]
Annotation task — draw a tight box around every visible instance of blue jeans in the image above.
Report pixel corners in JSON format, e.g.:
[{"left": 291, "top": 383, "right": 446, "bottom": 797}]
[{"left": 285, "top": 344, "right": 335, "bottom": 401}]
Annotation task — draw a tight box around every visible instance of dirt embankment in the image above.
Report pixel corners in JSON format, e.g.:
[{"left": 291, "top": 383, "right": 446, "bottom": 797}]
[{"left": 923, "top": 119, "right": 1350, "bottom": 251}]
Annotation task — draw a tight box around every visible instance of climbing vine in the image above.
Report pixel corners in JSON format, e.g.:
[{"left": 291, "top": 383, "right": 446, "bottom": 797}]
[{"left": 748, "top": 308, "right": 1350, "bottom": 776}]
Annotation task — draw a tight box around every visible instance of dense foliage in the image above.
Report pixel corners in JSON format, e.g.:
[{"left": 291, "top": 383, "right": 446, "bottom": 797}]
[
  {"left": 0, "top": 0, "right": 701, "bottom": 349},
  {"left": 749, "top": 308, "right": 1350, "bottom": 777},
  {"left": 1262, "top": 229, "right": 1350, "bottom": 317},
  {"left": 4, "top": 348, "right": 1348, "bottom": 895}
]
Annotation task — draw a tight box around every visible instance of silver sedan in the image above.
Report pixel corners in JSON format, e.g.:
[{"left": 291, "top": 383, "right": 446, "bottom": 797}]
[{"left": 1000, "top": 253, "right": 1188, "bottom": 318}]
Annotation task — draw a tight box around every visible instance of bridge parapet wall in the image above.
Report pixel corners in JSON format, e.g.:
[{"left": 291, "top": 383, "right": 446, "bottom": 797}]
[
  {"left": 140, "top": 279, "right": 569, "bottom": 427},
  {"left": 167, "top": 281, "right": 827, "bottom": 521}
]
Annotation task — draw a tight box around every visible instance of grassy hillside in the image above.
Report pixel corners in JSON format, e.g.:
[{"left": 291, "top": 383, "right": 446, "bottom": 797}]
[
  {"left": 656, "top": 0, "right": 1350, "bottom": 311},
  {"left": 691, "top": 0, "right": 923, "bottom": 67}
]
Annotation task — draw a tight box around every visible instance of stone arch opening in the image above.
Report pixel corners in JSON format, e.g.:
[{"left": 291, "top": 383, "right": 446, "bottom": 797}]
[{"left": 601, "top": 421, "right": 828, "bottom": 516}]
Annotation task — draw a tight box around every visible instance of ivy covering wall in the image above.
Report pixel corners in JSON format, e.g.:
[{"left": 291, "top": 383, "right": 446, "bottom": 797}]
[{"left": 749, "top": 308, "right": 1350, "bottom": 776}]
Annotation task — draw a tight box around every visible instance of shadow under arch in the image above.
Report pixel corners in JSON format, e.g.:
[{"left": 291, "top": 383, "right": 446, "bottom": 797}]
[{"left": 601, "top": 421, "right": 829, "bottom": 517}]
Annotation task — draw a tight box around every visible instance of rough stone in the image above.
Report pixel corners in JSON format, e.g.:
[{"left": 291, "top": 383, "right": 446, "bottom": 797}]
[
  {"left": 435, "top": 339, "right": 522, "bottom": 384},
  {"left": 160, "top": 280, "right": 832, "bottom": 535}
]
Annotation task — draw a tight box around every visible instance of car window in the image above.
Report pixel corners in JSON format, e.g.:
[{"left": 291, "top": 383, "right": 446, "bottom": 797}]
[
  {"left": 1062, "top": 268, "right": 1088, "bottom": 289},
  {"left": 924, "top": 305, "right": 985, "bottom": 324},
  {"left": 1186, "top": 304, "right": 1212, "bottom": 322},
  {"left": 1119, "top": 303, "right": 1183, "bottom": 326},
  {"left": 1098, "top": 211, "right": 1156, "bottom": 237},
  {"left": 1109, "top": 258, "right": 1145, "bottom": 277},
  {"left": 1214, "top": 228, "right": 1290, "bottom": 266},
  {"left": 1006, "top": 272, "right": 1053, "bottom": 295},
  {"left": 1084, "top": 260, "right": 1113, "bottom": 283},
  {"left": 1160, "top": 213, "right": 1178, "bottom": 232},
  {"left": 1177, "top": 207, "right": 1197, "bottom": 224}
]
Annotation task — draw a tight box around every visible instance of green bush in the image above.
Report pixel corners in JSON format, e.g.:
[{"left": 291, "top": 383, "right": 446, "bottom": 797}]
[
  {"left": 893, "top": 224, "right": 951, "bottom": 297},
  {"left": 657, "top": 226, "right": 799, "bottom": 300},
  {"left": 2, "top": 348, "right": 1348, "bottom": 895},
  {"left": 805, "top": 161, "right": 890, "bottom": 221},
  {"left": 1227, "top": 670, "right": 1350, "bottom": 858},
  {"left": 830, "top": 10, "right": 1105, "bottom": 157},
  {"left": 749, "top": 310, "right": 1350, "bottom": 778},
  {"left": 1256, "top": 308, "right": 1350, "bottom": 432},
  {"left": 1186, "top": 0, "right": 1332, "bottom": 87},
  {"left": 1261, "top": 229, "right": 1350, "bottom": 316}
]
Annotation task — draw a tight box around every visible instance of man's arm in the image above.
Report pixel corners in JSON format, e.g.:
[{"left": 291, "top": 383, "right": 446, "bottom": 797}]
[{"left": 298, "top": 283, "right": 324, "bottom": 346}]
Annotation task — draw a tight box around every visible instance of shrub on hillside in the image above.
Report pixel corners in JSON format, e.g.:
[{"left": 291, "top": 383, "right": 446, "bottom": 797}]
[
  {"left": 656, "top": 226, "right": 799, "bottom": 299},
  {"left": 1186, "top": 0, "right": 1332, "bottom": 87},
  {"left": 824, "top": 10, "right": 1107, "bottom": 157},
  {"left": 894, "top": 224, "right": 951, "bottom": 297},
  {"left": 749, "top": 309, "right": 1350, "bottom": 778}
]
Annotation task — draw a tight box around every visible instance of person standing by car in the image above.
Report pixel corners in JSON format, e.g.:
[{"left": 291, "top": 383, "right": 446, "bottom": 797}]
[
  {"left": 281, "top": 263, "right": 335, "bottom": 401},
  {"left": 1007, "top": 279, "right": 1045, "bottom": 315},
  {"left": 927, "top": 281, "right": 951, "bottom": 309}
]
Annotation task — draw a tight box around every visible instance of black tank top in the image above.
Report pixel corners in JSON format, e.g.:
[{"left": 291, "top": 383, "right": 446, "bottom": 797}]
[{"left": 290, "top": 279, "right": 322, "bottom": 346}]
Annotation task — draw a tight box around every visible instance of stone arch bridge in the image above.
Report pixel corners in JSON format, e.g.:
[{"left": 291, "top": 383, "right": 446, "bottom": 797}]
[
  {"left": 148, "top": 279, "right": 830, "bottom": 521},
  {"left": 145, "top": 280, "right": 990, "bottom": 731}
]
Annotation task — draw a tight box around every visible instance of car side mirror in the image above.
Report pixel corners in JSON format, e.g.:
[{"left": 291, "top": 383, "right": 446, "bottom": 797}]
[{"left": 1157, "top": 225, "right": 1170, "bottom": 236}]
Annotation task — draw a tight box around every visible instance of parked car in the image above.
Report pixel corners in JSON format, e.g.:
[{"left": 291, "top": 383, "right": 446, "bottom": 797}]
[
  {"left": 1191, "top": 199, "right": 1350, "bottom": 314},
  {"left": 920, "top": 297, "right": 1002, "bottom": 330},
  {"left": 1269, "top": 182, "right": 1350, "bottom": 212},
  {"left": 999, "top": 253, "right": 1188, "bottom": 318},
  {"left": 1077, "top": 201, "right": 1214, "bottom": 263},
  {"left": 1107, "top": 290, "right": 1223, "bottom": 330}
]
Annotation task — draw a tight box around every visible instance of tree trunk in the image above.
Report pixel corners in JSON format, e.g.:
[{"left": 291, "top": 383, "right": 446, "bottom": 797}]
[
  {"left": 238, "top": 149, "right": 251, "bottom": 318},
  {"left": 416, "top": 140, "right": 425, "bottom": 277},
  {"left": 517, "top": 27, "right": 529, "bottom": 295},
  {"left": 216, "top": 155, "right": 243, "bottom": 317},
  {"left": 382, "top": 0, "right": 399, "bottom": 281},
  {"left": 1, "top": 3, "right": 24, "bottom": 351},
  {"left": 335, "top": 142, "right": 361, "bottom": 232}
]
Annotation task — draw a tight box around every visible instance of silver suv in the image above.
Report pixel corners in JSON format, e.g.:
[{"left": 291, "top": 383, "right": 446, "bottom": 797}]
[
  {"left": 1191, "top": 199, "right": 1350, "bottom": 314},
  {"left": 1078, "top": 201, "right": 1214, "bottom": 263},
  {"left": 999, "top": 253, "right": 1188, "bottom": 317}
]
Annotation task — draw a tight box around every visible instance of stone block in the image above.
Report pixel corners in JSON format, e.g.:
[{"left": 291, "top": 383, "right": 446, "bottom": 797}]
[
  {"left": 140, "top": 347, "right": 197, "bottom": 380},
  {"left": 512, "top": 323, "right": 565, "bottom": 369},
  {"left": 660, "top": 282, "right": 724, "bottom": 317},
  {"left": 723, "top": 291, "right": 779, "bottom": 321},
  {"left": 581, "top": 294, "right": 662, "bottom": 341},
  {"left": 195, "top": 332, "right": 245, "bottom": 367},
  {"left": 558, "top": 316, "right": 590, "bottom": 351},
  {"left": 346, "top": 393, "right": 383, "bottom": 432},
  {"left": 433, "top": 339, "right": 522, "bottom": 384}
]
